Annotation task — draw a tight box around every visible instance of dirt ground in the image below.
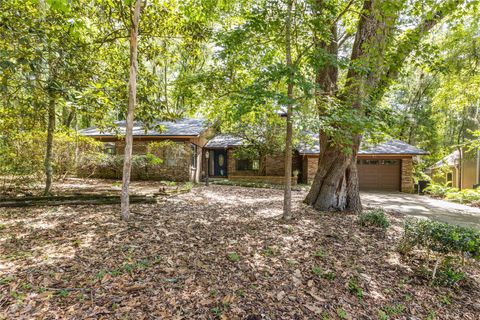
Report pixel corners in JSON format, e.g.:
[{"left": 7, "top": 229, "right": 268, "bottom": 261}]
[{"left": 1, "top": 184, "right": 479, "bottom": 319}]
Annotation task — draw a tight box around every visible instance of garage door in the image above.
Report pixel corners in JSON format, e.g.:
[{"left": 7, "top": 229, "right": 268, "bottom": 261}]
[{"left": 357, "top": 159, "right": 401, "bottom": 191}]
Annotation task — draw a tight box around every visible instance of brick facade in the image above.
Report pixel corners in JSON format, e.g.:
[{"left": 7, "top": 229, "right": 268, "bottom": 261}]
[
  {"left": 401, "top": 158, "right": 414, "bottom": 193},
  {"left": 219, "top": 148, "right": 301, "bottom": 182},
  {"left": 302, "top": 156, "right": 319, "bottom": 184},
  {"left": 81, "top": 135, "right": 209, "bottom": 183}
]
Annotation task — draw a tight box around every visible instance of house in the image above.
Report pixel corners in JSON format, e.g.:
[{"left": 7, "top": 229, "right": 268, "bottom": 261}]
[
  {"left": 204, "top": 134, "right": 428, "bottom": 192},
  {"left": 430, "top": 149, "right": 480, "bottom": 189},
  {"left": 79, "top": 118, "right": 210, "bottom": 183},
  {"left": 80, "top": 118, "right": 428, "bottom": 192}
]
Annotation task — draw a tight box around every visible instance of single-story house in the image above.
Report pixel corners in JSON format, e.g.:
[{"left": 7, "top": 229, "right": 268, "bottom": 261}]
[
  {"left": 80, "top": 118, "right": 428, "bottom": 192},
  {"left": 430, "top": 149, "right": 480, "bottom": 189},
  {"left": 79, "top": 118, "right": 211, "bottom": 182},
  {"left": 204, "top": 134, "right": 428, "bottom": 192}
]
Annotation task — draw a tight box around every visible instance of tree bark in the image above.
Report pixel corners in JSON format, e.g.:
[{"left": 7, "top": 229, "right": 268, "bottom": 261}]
[
  {"left": 44, "top": 94, "right": 56, "bottom": 196},
  {"left": 304, "top": 133, "right": 362, "bottom": 212},
  {"left": 283, "top": 0, "right": 294, "bottom": 220},
  {"left": 121, "top": 0, "right": 142, "bottom": 222}
]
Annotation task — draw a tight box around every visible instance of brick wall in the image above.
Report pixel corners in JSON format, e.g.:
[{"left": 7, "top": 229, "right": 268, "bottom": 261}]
[
  {"left": 304, "top": 156, "right": 319, "bottom": 184},
  {"left": 81, "top": 139, "right": 193, "bottom": 182},
  {"left": 401, "top": 158, "right": 414, "bottom": 193},
  {"left": 225, "top": 148, "right": 301, "bottom": 180}
]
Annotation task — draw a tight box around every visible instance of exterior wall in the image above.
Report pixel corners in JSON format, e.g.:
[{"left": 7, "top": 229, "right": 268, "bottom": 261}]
[
  {"left": 431, "top": 157, "right": 478, "bottom": 190},
  {"left": 223, "top": 148, "right": 301, "bottom": 179},
  {"left": 86, "top": 136, "right": 203, "bottom": 182},
  {"left": 203, "top": 147, "right": 302, "bottom": 183},
  {"left": 401, "top": 158, "right": 414, "bottom": 193},
  {"left": 460, "top": 159, "right": 477, "bottom": 189},
  {"left": 303, "top": 156, "right": 319, "bottom": 184}
]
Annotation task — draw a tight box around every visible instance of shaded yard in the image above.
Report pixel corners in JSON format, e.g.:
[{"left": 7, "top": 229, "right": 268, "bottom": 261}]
[{"left": 1, "top": 185, "right": 479, "bottom": 319}]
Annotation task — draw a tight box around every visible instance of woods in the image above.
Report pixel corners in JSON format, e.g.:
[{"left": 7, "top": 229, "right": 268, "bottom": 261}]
[
  {"left": 1, "top": 0, "right": 478, "bottom": 212},
  {"left": 1, "top": 0, "right": 480, "bottom": 318}
]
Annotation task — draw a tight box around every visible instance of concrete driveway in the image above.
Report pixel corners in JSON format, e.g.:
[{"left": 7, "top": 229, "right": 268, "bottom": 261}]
[{"left": 361, "top": 192, "right": 480, "bottom": 229}]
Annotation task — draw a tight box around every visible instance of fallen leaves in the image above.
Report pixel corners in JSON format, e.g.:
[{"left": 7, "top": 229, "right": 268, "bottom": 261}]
[{"left": 0, "top": 183, "right": 479, "bottom": 319}]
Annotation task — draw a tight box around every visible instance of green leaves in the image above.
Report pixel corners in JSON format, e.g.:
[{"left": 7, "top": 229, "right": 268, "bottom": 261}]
[
  {"left": 46, "top": 0, "right": 70, "bottom": 12},
  {"left": 401, "top": 218, "right": 480, "bottom": 259}
]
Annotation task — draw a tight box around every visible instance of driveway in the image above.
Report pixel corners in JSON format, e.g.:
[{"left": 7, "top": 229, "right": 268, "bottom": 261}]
[{"left": 361, "top": 192, "right": 480, "bottom": 229}]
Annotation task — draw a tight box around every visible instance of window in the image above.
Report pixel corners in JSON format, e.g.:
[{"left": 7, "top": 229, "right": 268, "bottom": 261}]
[
  {"left": 103, "top": 143, "right": 116, "bottom": 155},
  {"left": 191, "top": 144, "right": 197, "bottom": 168},
  {"left": 381, "top": 160, "right": 399, "bottom": 165},
  {"left": 236, "top": 158, "right": 259, "bottom": 171},
  {"left": 357, "top": 159, "right": 399, "bottom": 165},
  {"left": 447, "top": 172, "right": 453, "bottom": 182}
]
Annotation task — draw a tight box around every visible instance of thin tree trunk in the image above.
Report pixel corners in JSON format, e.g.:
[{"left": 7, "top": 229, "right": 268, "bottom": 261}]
[
  {"left": 283, "top": 0, "right": 294, "bottom": 220},
  {"left": 121, "top": 0, "right": 142, "bottom": 222},
  {"left": 44, "top": 95, "right": 55, "bottom": 195}
]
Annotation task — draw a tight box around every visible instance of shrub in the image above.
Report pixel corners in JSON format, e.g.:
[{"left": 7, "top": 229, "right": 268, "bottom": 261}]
[
  {"left": 400, "top": 218, "right": 480, "bottom": 260},
  {"left": 424, "top": 183, "right": 456, "bottom": 198},
  {"left": 0, "top": 130, "right": 102, "bottom": 190},
  {"left": 445, "top": 189, "right": 480, "bottom": 204},
  {"left": 424, "top": 182, "right": 480, "bottom": 205},
  {"left": 358, "top": 209, "right": 390, "bottom": 230}
]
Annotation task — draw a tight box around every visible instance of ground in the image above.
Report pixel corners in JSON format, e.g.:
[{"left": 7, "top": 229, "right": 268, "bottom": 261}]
[
  {"left": 1, "top": 184, "right": 479, "bottom": 319},
  {"left": 362, "top": 192, "right": 480, "bottom": 229}
]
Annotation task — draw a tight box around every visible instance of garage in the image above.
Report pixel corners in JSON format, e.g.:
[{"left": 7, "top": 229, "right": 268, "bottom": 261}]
[
  {"left": 299, "top": 138, "right": 429, "bottom": 193},
  {"left": 357, "top": 158, "right": 401, "bottom": 191}
]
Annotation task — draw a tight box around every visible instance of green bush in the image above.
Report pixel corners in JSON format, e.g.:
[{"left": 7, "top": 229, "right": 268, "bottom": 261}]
[
  {"left": 400, "top": 218, "right": 480, "bottom": 260},
  {"left": 424, "top": 183, "right": 457, "bottom": 198},
  {"left": 0, "top": 130, "right": 102, "bottom": 189},
  {"left": 445, "top": 189, "right": 480, "bottom": 204},
  {"left": 358, "top": 209, "right": 390, "bottom": 230},
  {"left": 424, "top": 182, "right": 480, "bottom": 204}
]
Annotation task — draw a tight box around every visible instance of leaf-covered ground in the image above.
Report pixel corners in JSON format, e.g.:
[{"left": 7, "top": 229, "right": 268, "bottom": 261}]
[{"left": 1, "top": 184, "right": 479, "bottom": 319}]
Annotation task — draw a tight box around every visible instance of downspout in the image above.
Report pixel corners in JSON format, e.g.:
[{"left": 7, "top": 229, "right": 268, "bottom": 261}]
[{"left": 476, "top": 147, "right": 480, "bottom": 187}]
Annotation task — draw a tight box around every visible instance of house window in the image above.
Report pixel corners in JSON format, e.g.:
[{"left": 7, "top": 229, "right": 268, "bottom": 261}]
[
  {"left": 236, "top": 158, "right": 259, "bottom": 171},
  {"left": 104, "top": 143, "right": 116, "bottom": 155},
  {"left": 447, "top": 172, "right": 453, "bottom": 182},
  {"left": 381, "top": 160, "right": 399, "bottom": 165},
  {"left": 191, "top": 144, "right": 197, "bottom": 168}
]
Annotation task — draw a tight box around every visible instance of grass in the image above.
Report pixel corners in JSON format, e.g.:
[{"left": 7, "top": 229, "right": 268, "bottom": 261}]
[{"left": 228, "top": 252, "right": 240, "bottom": 263}]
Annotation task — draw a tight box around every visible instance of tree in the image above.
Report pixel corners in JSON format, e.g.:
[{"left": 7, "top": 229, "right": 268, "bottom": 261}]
[
  {"left": 121, "top": 0, "right": 142, "bottom": 222},
  {"left": 304, "top": 0, "right": 470, "bottom": 212},
  {"left": 283, "top": 0, "right": 294, "bottom": 219},
  {"left": 203, "top": 0, "right": 317, "bottom": 218},
  {"left": 0, "top": 0, "right": 96, "bottom": 195}
]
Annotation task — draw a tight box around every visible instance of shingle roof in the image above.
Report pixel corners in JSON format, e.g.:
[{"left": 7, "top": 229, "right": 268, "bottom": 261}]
[
  {"left": 205, "top": 134, "right": 244, "bottom": 148},
  {"left": 359, "top": 139, "right": 429, "bottom": 155},
  {"left": 79, "top": 118, "right": 208, "bottom": 137},
  {"left": 298, "top": 137, "right": 428, "bottom": 155},
  {"left": 431, "top": 150, "right": 458, "bottom": 168}
]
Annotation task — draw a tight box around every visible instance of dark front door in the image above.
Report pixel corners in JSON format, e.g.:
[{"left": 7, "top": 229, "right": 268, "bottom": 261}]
[{"left": 214, "top": 150, "right": 227, "bottom": 177}]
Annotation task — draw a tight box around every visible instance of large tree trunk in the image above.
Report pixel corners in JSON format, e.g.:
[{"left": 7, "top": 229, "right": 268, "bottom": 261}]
[
  {"left": 121, "top": 0, "right": 142, "bottom": 222},
  {"left": 43, "top": 95, "right": 55, "bottom": 196},
  {"left": 304, "top": 134, "right": 362, "bottom": 212},
  {"left": 282, "top": 0, "right": 294, "bottom": 220}
]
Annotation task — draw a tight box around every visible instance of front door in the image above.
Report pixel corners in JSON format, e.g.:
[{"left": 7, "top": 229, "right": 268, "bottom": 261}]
[{"left": 214, "top": 150, "right": 227, "bottom": 177}]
